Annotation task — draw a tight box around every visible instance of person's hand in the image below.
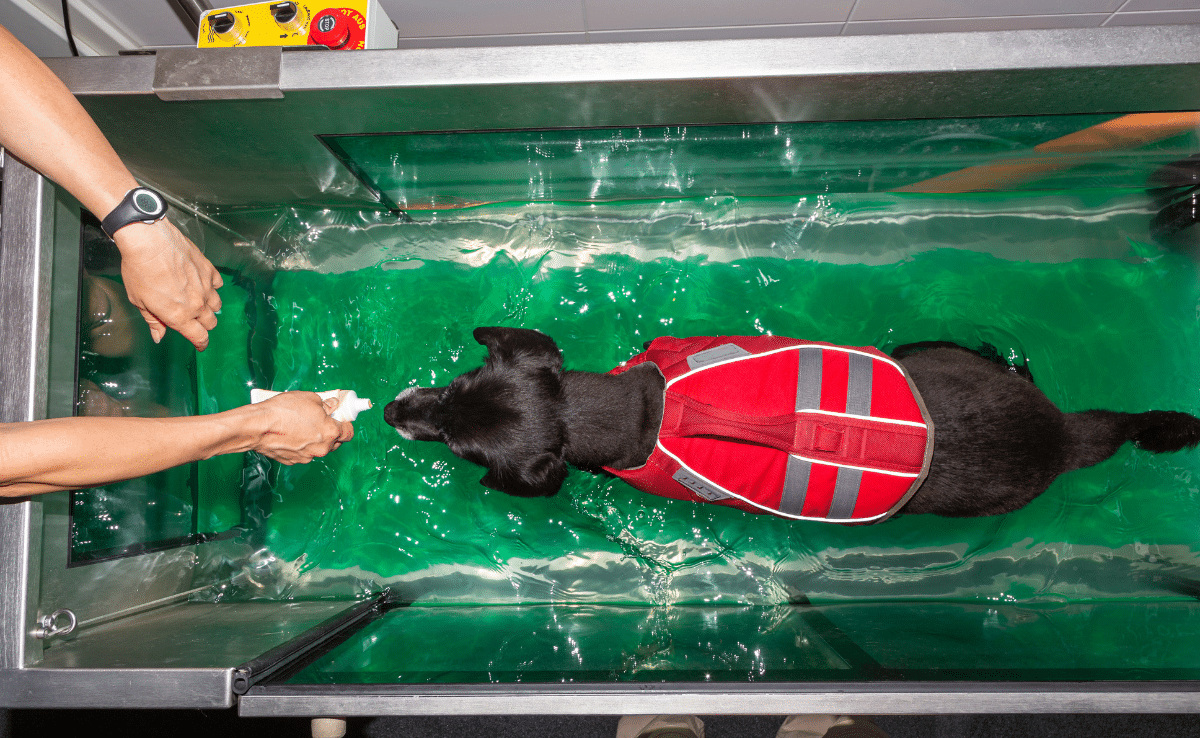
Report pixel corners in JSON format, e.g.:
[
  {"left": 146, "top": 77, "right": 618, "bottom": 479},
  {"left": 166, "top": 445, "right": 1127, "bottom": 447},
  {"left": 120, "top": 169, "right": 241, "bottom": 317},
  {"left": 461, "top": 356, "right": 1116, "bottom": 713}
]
[
  {"left": 115, "top": 219, "right": 223, "bottom": 351},
  {"left": 251, "top": 392, "right": 354, "bottom": 464}
]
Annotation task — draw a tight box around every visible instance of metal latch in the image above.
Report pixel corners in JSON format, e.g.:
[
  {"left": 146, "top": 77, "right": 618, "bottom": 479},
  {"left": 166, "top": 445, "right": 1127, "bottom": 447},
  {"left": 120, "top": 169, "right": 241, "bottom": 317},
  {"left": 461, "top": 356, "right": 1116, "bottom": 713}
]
[{"left": 153, "top": 46, "right": 283, "bottom": 101}]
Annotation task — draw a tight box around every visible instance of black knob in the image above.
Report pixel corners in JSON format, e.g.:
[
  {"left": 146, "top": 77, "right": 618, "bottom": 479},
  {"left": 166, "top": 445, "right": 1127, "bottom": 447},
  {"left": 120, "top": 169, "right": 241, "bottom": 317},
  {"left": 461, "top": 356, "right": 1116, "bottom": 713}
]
[
  {"left": 208, "top": 12, "right": 235, "bottom": 34},
  {"left": 270, "top": 2, "right": 298, "bottom": 24}
]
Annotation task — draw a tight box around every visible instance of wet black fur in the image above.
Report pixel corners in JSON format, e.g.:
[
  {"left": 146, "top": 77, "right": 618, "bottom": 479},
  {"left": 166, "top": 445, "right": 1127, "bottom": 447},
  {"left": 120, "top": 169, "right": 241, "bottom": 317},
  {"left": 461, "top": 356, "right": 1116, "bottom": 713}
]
[
  {"left": 893, "top": 342, "right": 1200, "bottom": 516},
  {"left": 384, "top": 328, "right": 1200, "bottom": 518}
]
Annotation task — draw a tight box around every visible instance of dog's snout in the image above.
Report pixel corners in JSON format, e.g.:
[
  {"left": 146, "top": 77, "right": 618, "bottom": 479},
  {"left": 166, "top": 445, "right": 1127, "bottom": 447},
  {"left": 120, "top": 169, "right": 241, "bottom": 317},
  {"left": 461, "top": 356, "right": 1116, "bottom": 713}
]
[
  {"left": 384, "top": 398, "right": 422, "bottom": 440},
  {"left": 384, "top": 386, "right": 446, "bottom": 441},
  {"left": 383, "top": 399, "right": 404, "bottom": 427},
  {"left": 385, "top": 388, "right": 421, "bottom": 424}
]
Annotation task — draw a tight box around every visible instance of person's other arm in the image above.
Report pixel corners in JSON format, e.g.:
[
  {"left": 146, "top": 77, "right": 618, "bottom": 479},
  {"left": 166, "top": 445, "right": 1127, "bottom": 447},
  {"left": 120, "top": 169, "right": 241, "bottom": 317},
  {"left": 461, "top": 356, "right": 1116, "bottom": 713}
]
[
  {"left": 0, "top": 23, "right": 222, "bottom": 350},
  {"left": 0, "top": 393, "right": 353, "bottom": 497}
]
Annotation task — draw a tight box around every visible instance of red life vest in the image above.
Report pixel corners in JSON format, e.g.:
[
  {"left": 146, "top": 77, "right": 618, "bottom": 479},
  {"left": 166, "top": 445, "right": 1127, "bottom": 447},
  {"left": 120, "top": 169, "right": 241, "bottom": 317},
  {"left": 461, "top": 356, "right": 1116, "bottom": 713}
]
[{"left": 603, "top": 336, "right": 935, "bottom": 524}]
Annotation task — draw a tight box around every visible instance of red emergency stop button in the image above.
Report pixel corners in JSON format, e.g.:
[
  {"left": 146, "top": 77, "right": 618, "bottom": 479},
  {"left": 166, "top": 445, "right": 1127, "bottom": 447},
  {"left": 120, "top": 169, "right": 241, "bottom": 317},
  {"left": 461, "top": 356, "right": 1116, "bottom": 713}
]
[{"left": 309, "top": 11, "right": 352, "bottom": 49}]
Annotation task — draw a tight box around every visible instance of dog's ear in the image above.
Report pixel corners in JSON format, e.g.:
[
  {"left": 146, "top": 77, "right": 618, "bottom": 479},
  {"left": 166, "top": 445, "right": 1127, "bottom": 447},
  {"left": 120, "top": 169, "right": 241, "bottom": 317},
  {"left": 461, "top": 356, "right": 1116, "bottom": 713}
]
[
  {"left": 473, "top": 327, "right": 562, "bottom": 372},
  {"left": 479, "top": 452, "right": 568, "bottom": 498}
]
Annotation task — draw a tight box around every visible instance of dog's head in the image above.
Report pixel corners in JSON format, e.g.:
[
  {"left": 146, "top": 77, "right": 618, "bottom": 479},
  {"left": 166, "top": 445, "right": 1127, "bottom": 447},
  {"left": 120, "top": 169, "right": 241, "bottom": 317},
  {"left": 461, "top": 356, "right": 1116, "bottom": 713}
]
[{"left": 384, "top": 327, "right": 568, "bottom": 497}]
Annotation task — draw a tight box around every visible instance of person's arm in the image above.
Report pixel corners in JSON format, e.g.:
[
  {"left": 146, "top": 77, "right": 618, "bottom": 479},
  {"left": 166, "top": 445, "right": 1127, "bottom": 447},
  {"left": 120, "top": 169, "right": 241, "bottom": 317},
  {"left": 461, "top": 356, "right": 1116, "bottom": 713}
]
[
  {"left": 0, "top": 23, "right": 222, "bottom": 350},
  {"left": 0, "top": 393, "right": 353, "bottom": 497}
]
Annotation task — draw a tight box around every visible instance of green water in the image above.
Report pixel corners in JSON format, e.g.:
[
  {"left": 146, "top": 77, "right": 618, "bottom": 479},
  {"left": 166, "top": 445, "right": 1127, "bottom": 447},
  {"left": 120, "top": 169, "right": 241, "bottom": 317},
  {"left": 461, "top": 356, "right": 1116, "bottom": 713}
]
[{"left": 199, "top": 192, "right": 1200, "bottom": 609}]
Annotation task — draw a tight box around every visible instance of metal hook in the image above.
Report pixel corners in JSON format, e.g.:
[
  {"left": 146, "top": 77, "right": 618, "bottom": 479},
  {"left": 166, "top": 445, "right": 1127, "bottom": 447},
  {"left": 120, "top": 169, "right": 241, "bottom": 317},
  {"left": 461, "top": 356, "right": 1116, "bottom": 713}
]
[{"left": 34, "top": 609, "right": 77, "bottom": 640}]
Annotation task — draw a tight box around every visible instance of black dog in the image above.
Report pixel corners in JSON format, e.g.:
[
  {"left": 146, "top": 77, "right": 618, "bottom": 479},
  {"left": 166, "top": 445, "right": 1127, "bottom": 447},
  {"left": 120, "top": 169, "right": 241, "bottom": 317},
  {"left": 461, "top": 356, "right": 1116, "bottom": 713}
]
[{"left": 384, "top": 327, "right": 1200, "bottom": 519}]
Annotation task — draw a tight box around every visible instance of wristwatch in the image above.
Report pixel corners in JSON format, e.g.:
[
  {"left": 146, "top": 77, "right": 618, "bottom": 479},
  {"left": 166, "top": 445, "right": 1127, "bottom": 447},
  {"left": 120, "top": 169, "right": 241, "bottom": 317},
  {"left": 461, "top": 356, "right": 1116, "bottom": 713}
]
[{"left": 100, "top": 186, "right": 168, "bottom": 239}]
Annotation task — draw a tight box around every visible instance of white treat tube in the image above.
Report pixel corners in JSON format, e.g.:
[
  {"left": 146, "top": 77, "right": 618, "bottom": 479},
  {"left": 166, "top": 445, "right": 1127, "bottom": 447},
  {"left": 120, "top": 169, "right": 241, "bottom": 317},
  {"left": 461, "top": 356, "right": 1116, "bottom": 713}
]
[
  {"left": 249, "top": 389, "right": 373, "bottom": 422},
  {"left": 321, "top": 390, "right": 373, "bottom": 422}
]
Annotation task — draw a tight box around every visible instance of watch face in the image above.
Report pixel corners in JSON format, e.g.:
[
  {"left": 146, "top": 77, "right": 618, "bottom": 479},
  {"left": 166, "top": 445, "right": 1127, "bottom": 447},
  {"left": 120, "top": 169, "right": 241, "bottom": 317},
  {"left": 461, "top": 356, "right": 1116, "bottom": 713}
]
[{"left": 132, "top": 188, "right": 165, "bottom": 216}]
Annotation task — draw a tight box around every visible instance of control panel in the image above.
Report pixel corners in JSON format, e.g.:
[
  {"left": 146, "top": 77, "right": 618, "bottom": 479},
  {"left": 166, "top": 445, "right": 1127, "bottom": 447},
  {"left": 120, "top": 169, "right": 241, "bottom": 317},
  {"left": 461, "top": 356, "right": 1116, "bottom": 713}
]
[{"left": 198, "top": 1, "right": 397, "bottom": 50}]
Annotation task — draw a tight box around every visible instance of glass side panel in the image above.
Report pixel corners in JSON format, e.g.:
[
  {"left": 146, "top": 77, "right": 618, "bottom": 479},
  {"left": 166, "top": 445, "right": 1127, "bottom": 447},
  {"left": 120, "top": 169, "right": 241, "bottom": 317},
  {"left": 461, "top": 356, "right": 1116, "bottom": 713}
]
[
  {"left": 68, "top": 215, "right": 256, "bottom": 564},
  {"left": 288, "top": 604, "right": 850, "bottom": 684},
  {"left": 318, "top": 115, "right": 1200, "bottom": 212},
  {"left": 286, "top": 601, "right": 1200, "bottom": 684},
  {"left": 69, "top": 217, "right": 200, "bottom": 564},
  {"left": 822, "top": 601, "right": 1200, "bottom": 678}
]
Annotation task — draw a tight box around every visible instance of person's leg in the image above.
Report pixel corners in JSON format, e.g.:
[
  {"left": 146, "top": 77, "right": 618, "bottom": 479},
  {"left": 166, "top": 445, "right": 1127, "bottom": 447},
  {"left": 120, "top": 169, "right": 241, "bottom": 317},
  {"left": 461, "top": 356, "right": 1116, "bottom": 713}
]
[
  {"left": 616, "top": 715, "right": 705, "bottom": 738},
  {"left": 776, "top": 715, "right": 890, "bottom": 738}
]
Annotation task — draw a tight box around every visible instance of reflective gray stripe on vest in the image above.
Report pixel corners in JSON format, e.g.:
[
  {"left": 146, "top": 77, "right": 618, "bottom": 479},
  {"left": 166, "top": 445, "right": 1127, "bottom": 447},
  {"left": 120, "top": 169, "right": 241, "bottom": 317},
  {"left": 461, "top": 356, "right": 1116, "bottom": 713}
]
[
  {"left": 846, "top": 352, "right": 873, "bottom": 416},
  {"left": 796, "top": 348, "right": 822, "bottom": 411},
  {"left": 780, "top": 456, "right": 811, "bottom": 515},
  {"left": 687, "top": 343, "right": 751, "bottom": 370},
  {"left": 827, "top": 467, "right": 863, "bottom": 519},
  {"left": 673, "top": 467, "right": 731, "bottom": 501}
]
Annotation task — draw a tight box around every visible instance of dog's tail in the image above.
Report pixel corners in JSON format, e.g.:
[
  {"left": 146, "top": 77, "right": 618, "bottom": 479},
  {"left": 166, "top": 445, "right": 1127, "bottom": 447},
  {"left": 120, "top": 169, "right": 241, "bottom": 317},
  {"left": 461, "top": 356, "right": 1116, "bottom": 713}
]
[{"left": 1062, "top": 410, "right": 1200, "bottom": 472}]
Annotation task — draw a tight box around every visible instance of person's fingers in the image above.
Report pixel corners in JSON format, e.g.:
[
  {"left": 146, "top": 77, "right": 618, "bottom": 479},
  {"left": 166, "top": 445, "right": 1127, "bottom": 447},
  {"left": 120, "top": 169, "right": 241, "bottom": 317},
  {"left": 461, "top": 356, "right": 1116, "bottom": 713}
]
[
  {"left": 252, "top": 393, "right": 358, "bottom": 463},
  {"left": 206, "top": 288, "right": 223, "bottom": 314},
  {"left": 136, "top": 306, "right": 167, "bottom": 344},
  {"left": 116, "top": 219, "right": 227, "bottom": 351},
  {"left": 274, "top": 451, "right": 310, "bottom": 466},
  {"left": 198, "top": 308, "right": 218, "bottom": 331},
  {"left": 173, "top": 318, "right": 210, "bottom": 351}
]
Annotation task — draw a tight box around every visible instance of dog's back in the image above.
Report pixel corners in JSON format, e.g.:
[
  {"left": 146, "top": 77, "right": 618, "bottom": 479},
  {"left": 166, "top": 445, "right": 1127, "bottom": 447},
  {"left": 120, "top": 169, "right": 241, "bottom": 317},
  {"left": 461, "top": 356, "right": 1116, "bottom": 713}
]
[{"left": 898, "top": 345, "right": 1200, "bottom": 516}]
